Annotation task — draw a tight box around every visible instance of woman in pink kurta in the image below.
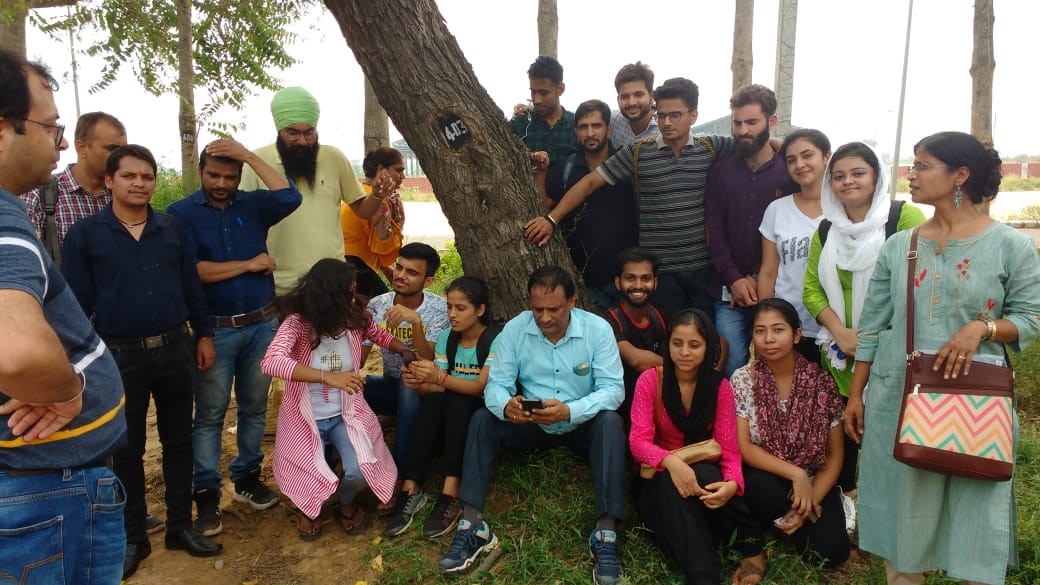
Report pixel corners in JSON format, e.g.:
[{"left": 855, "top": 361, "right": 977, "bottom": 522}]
[
  {"left": 261, "top": 259, "right": 407, "bottom": 540},
  {"left": 629, "top": 309, "right": 766, "bottom": 585}
]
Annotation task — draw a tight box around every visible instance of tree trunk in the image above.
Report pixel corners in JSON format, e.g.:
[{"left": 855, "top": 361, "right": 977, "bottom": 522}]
[
  {"left": 323, "top": 0, "right": 578, "bottom": 317},
  {"left": 971, "top": 0, "right": 995, "bottom": 215},
  {"left": 363, "top": 75, "right": 390, "bottom": 154},
  {"left": 731, "top": 0, "right": 754, "bottom": 94},
  {"left": 176, "top": 0, "right": 198, "bottom": 194},
  {"left": 773, "top": 0, "right": 797, "bottom": 137},
  {"left": 2, "top": 0, "right": 76, "bottom": 57},
  {"left": 537, "top": 0, "right": 557, "bottom": 58}
]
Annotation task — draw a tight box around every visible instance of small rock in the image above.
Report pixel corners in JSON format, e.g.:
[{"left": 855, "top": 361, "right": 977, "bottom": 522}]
[{"left": 214, "top": 560, "right": 224, "bottom": 570}]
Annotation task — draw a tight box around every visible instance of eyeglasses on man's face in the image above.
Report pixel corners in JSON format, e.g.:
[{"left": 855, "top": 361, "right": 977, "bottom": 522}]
[
  {"left": 909, "top": 162, "right": 952, "bottom": 173},
  {"left": 10, "top": 117, "right": 65, "bottom": 148},
  {"left": 655, "top": 110, "right": 690, "bottom": 124},
  {"left": 282, "top": 127, "right": 317, "bottom": 141}
]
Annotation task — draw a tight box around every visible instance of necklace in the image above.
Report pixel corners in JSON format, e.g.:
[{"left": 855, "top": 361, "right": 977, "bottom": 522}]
[{"left": 116, "top": 216, "right": 146, "bottom": 228}]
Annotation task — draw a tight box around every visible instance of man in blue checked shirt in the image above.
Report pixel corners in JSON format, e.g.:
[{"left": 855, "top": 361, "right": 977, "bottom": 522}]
[{"left": 438, "top": 266, "right": 626, "bottom": 585}]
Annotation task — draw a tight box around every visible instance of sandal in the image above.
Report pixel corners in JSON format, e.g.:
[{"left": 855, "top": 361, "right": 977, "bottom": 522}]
[
  {"left": 337, "top": 504, "right": 370, "bottom": 535},
  {"left": 376, "top": 493, "right": 397, "bottom": 517},
  {"left": 297, "top": 512, "right": 322, "bottom": 542},
  {"left": 731, "top": 553, "right": 766, "bottom": 585}
]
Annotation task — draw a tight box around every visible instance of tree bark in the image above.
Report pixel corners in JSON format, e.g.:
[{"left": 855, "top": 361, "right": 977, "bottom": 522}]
[
  {"left": 176, "top": 0, "right": 198, "bottom": 193},
  {"left": 537, "top": 0, "right": 557, "bottom": 59},
  {"left": 731, "top": 0, "right": 754, "bottom": 94},
  {"left": 1, "top": 0, "right": 76, "bottom": 57},
  {"left": 971, "top": 0, "right": 995, "bottom": 216},
  {"left": 363, "top": 75, "right": 390, "bottom": 154},
  {"left": 323, "top": 0, "right": 578, "bottom": 317},
  {"left": 773, "top": 0, "right": 797, "bottom": 137}
]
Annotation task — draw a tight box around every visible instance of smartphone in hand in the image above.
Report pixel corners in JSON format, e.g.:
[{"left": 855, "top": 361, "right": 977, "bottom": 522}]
[{"left": 521, "top": 399, "right": 544, "bottom": 411}]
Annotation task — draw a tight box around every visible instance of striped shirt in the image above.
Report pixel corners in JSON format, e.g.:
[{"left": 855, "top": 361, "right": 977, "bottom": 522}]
[
  {"left": 260, "top": 313, "right": 399, "bottom": 518},
  {"left": 597, "top": 134, "right": 734, "bottom": 273},
  {"left": 18, "top": 165, "right": 111, "bottom": 248}
]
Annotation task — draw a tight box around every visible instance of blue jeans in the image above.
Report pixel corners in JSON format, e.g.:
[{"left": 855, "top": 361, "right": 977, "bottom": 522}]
[
  {"left": 316, "top": 416, "right": 366, "bottom": 505},
  {"left": 363, "top": 375, "right": 421, "bottom": 467},
  {"left": 193, "top": 318, "right": 276, "bottom": 491},
  {"left": 0, "top": 465, "right": 126, "bottom": 584},
  {"left": 715, "top": 301, "right": 753, "bottom": 378}
]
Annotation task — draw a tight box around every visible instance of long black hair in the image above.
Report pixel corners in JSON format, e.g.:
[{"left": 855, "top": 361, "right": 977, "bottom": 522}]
[
  {"left": 660, "top": 309, "right": 723, "bottom": 444},
  {"left": 445, "top": 276, "right": 492, "bottom": 326},
  {"left": 276, "top": 259, "right": 369, "bottom": 348}
]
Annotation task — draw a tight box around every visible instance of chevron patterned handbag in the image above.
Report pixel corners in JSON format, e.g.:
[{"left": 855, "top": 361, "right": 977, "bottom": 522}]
[{"left": 893, "top": 228, "right": 1015, "bottom": 481}]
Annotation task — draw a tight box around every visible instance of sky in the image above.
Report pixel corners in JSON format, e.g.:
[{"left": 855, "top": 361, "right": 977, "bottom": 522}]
[{"left": 25, "top": 0, "right": 1040, "bottom": 171}]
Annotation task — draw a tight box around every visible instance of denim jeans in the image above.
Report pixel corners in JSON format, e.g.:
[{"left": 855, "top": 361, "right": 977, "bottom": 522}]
[
  {"left": 363, "top": 375, "right": 421, "bottom": 466},
  {"left": 0, "top": 465, "right": 126, "bottom": 584},
  {"left": 111, "top": 335, "right": 195, "bottom": 543},
  {"left": 715, "top": 301, "right": 754, "bottom": 378},
  {"left": 316, "top": 416, "right": 366, "bottom": 505},
  {"left": 193, "top": 318, "right": 276, "bottom": 491}
]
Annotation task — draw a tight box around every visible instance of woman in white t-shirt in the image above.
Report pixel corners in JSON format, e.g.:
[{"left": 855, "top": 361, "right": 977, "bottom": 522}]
[{"left": 757, "top": 129, "right": 831, "bottom": 362}]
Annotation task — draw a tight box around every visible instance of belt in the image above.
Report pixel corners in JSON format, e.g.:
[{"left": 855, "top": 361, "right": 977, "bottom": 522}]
[
  {"left": 104, "top": 323, "right": 190, "bottom": 351},
  {"left": 214, "top": 303, "right": 277, "bottom": 328},
  {"left": 3, "top": 455, "right": 114, "bottom": 477}
]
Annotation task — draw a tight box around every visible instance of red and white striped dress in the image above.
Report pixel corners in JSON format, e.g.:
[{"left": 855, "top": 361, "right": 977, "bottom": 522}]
[{"left": 261, "top": 313, "right": 398, "bottom": 519}]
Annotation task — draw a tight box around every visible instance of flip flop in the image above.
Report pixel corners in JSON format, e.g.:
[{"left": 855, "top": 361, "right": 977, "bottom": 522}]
[
  {"left": 732, "top": 554, "right": 766, "bottom": 585},
  {"left": 337, "top": 504, "right": 370, "bottom": 535},
  {"left": 297, "top": 512, "right": 322, "bottom": 542}
]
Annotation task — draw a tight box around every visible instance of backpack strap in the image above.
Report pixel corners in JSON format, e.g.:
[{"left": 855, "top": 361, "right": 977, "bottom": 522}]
[
  {"left": 445, "top": 330, "right": 462, "bottom": 375},
  {"left": 475, "top": 324, "right": 502, "bottom": 369},
  {"left": 654, "top": 365, "right": 664, "bottom": 417},
  {"left": 648, "top": 305, "right": 666, "bottom": 334},
  {"left": 698, "top": 136, "right": 716, "bottom": 161},
  {"left": 885, "top": 200, "right": 905, "bottom": 239},
  {"left": 561, "top": 153, "right": 577, "bottom": 187},
  {"left": 606, "top": 307, "right": 624, "bottom": 332},
  {"left": 40, "top": 177, "right": 61, "bottom": 263},
  {"left": 818, "top": 219, "right": 832, "bottom": 247}
]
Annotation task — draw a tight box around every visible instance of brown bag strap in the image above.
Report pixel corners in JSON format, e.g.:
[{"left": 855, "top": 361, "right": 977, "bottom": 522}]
[
  {"left": 653, "top": 365, "right": 663, "bottom": 414},
  {"left": 905, "top": 228, "right": 920, "bottom": 359}
]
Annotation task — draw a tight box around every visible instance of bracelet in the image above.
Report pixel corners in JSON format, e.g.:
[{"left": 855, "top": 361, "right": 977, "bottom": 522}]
[
  {"left": 320, "top": 370, "right": 326, "bottom": 386},
  {"left": 54, "top": 365, "right": 85, "bottom": 405},
  {"left": 438, "top": 370, "right": 449, "bottom": 386},
  {"left": 977, "top": 317, "right": 997, "bottom": 341},
  {"left": 544, "top": 213, "right": 557, "bottom": 230}
]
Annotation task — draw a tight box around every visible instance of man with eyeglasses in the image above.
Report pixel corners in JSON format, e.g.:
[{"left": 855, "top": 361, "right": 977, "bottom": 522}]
[
  {"left": 525, "top": 78, "right": 735, "bottom": 318},
  {"left": 509, "top": 56, "right": 579, "bottom": 173},
  {"left": 17, "top": 111, "right": 127, "bottom": 263},
  {"left": 239, "top": 86, "right": 384, "bottom": 293},
  {"left": 0, "top": 48, "right": 128, "bottom": 585}
]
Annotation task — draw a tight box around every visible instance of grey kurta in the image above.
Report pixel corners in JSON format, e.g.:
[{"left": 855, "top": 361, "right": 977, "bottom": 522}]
[{"left": 855, "top": 222, "right": 1040, "bottom": 585}]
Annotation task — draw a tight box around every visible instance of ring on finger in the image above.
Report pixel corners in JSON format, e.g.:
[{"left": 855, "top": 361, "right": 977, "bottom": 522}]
[{"left": 955, "top": 355, "right": 966, "bottom": 361}]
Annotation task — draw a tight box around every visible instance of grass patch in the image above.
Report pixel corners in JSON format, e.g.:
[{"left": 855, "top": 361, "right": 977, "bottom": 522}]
[{"left": 399, "top": 187, "right": 438, "bottom": 202}]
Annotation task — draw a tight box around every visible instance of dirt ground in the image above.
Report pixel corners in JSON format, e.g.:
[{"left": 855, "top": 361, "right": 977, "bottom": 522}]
[{"left": 126, "top": 354, "right": 391, "bottom": 585}]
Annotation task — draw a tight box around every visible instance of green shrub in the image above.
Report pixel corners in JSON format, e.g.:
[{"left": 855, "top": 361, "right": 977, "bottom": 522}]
[
  {"left": 151, "top": 166, "right": 187, "bottom": 211},
  {"left": 430, "top": 240, "right": 463, "bottom": 295}
]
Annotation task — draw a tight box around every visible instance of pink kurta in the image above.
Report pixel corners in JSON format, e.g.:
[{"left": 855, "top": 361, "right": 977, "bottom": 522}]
[
  {"left": 628, "top": 368, "right": 746, "bottom": 494},
  {"left": 261, "top": 313, "right": 399, "bottom": 518}
]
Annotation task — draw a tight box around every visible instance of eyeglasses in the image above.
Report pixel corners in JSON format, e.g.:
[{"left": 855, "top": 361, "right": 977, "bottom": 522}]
[
  {"left": 655, "top": 110, "right": 689, "bottom": 123},
  {"left": 909, "top": 162, "right": 952, "bottom": 173},
  {"left": 11, "top": 117, "right": 65, "bottom": 148},
  {"left": 282, "top": 127, "right": 317, "bottom": 141}
]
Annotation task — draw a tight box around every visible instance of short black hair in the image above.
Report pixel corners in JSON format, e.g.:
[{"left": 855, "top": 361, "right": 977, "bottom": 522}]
[
  {"left": 730, "top": 84, "right": 777, "bottom": 117},
  {"left": 527, "top": 56, "right": 563, "bottom": 84},
  {"left": 74, "top": 112, "right": 126, "bottom": 142},
  {"left": 614, "top": 62, "right": 654, "bottom": 94},
  {"left": 198, "top": 141, "right": 244, "bottom": 174},
  {"left": 527, "top": 265, "right": 576, "bottom": 298},
  {"left": 575, "top": 100, "right": 611, "bottom": 126},
  {"left": 399, "top": 242, "right": 441, "bottom": 278},
  {"left": 654, "top": 78, "right": 699, "bottom": 110},
  {"left": 0, "top": 49, "right": 58, "bottom": 136},
  {"left": 106, "top": 144, "right": 158, "bottom": 177},
  {"left": 616, "top": 247, "right": 659, "bottom": 276}
]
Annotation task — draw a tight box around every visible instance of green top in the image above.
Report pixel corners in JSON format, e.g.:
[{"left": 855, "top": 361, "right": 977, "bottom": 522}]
[
  {"left": 509, "top": 108, "right": 579, "bottom": 168},
  {"left": 802, "top": 202, "right": 926, "bottom": 395}
]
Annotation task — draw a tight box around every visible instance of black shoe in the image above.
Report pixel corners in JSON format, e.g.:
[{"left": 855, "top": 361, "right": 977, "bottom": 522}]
[
  {"left": 145, "top": 514, "right": 166, "bottom": 535},
  {"left": 193, "top": 488, "right": 223, "bottom": 536},
  {"left": 165, "top": 528, "right": 223, "bottom": 557},
  {"left": 122, "top": 540, "right": 152, "bottom": 580},
  {"left": 233, "top": 475, "right": 279, "bottom": 510}
]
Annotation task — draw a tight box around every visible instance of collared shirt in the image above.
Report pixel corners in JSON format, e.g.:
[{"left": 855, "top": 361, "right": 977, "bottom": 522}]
[
  {"left": 17, "top": 164, "right": 112, "bottom": 247},
  {"left": 609, "top": 110, "right": 659, "bottom": 148},
  {"left": 509, "top": 108, "right": 579, "bottom": 169},
  {"left": 546, "top": 146, "right": 638, "bottom": 286},
  {"left": 706, "top": 149, "right": 798, "bottom": 298},
  {"left": 166, "top": 183, "right": 302, "bottom": 316},
  {"left": 61, "top": 204, "right": 214, "bottom": 339},
  {"left": 484, "top": 308, "right": 623, "bottom": 435},
  {"left": 0, "top": 191, "right": 126, "bottom": 469},
  {"left": 598, "top": 134, "right": 735, "bottom": 273}
]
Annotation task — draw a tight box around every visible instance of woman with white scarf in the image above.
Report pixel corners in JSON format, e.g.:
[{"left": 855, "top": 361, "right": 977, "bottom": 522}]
[{"left": 802, "top": 142, "right": 924, "bottom": 490}]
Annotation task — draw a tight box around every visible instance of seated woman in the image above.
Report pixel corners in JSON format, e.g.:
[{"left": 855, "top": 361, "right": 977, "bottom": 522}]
[
  {"left": 732, "top": 298, "right": 849, "bottom": 567},
  {"left": 386, "top": 276, "right": 500, "bottom": 539},
  {"left": 630, "top": 309, "right": 766, "bottom": 585}
]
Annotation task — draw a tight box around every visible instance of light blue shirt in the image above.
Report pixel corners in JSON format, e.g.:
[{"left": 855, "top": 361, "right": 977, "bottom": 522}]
[{"left": 484, "top": 308, "right": 624, "bottom": 434}]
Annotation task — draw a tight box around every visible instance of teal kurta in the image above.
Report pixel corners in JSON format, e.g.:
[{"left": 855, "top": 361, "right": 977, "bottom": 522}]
[{"left": 856, "top": 222, "right": 1040, "bottom": 585}]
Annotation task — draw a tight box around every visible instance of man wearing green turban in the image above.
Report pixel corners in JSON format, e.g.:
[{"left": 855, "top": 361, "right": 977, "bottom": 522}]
[{"left": 240, "top": 86, "right": 384, "bottom": 293}]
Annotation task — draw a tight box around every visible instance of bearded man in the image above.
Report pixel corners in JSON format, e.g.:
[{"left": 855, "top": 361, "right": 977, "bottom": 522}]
[{"left": 239, "top": 86, "right": 385, "bottom": 293}]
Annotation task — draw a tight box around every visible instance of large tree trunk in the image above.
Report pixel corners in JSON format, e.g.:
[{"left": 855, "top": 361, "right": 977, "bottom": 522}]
[
  {"left": 176, "top": 0, "right": 198, "bottom": 193},
  {"left": 323, "top": 0, "right": 577, "bottom": 317},
  {"left": 537, "top": 0, "right": 557, "bottom": 58},
  {"left": 731, "top": 0, "right": 754, "bottom": 94},
  {"left": 363, "top": 75, "right": 389, "bottom": 154},
  {"left": 971, "top": 0, "right": 995, "bottom": 216},
  {"left": 1, "top": 0, "right": 77, "bottom": 57},
  {"left": 773, "top": 0, "right": 797, "bottom": 137}
]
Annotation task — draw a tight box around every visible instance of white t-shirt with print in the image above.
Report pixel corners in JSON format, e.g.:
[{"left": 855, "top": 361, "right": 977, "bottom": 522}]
[
  {"left": 759, "top": 195, "right": 823, "bottom": 338},
  {"left": 308, "top": 334, "right": 353, "bottom": 420},
  {"left": 364, "top": 290, "right": 449, "bottom": 378}
]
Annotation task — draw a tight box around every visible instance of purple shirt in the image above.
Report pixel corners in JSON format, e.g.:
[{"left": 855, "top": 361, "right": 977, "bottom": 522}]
[{"left": 705, "top": 149, "right": 797, "bottom": 299}]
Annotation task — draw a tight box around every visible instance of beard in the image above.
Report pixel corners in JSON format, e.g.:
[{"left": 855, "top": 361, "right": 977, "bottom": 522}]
[
  {"left": 276, "top": 137, "right": 320, "bottom": 187},
  {"left": 582, "top": 137, "right": 608, "bottom": 155},
  {"left": 621, "top": 287, "right": 652, "bottom": 308},
  {"left": 735, "top": 126, "right": 771, "bottom": 157}
]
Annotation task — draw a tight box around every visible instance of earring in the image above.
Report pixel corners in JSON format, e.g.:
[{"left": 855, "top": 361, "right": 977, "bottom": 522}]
[{"left": 953, "top": 185, "right": 963, "bottom": 209}]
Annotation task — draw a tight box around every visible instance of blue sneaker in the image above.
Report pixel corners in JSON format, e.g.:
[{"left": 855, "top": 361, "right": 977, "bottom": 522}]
[
  {"left": 438, "top": 519, "right": 499, "bottom": 573},
  {"left": 589, "top": 529, "right": 621, "bottom": 585}
]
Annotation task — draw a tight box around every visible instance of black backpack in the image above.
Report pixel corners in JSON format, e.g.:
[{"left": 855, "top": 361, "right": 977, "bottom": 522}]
[
  {"left": 818, "top": 200, "right": 904, "bottom": 246},
  {"left": 445, "top": 324, "right": 502, "bottom": 374},
  {"left": 39, "top": 176, "right": 61, "bottom": 263}
]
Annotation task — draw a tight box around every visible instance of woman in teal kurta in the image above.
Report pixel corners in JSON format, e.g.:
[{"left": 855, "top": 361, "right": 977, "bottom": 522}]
[{"left": 846, "top": 132, "right": 1040, "bottom": 585}]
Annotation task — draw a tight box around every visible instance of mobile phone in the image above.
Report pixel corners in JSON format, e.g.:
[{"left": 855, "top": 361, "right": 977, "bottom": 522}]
[
  {"left": 521, "top": 399, "right": 544, "bottom": 411},
  {"left": 400, "top": 349, "right": 417, "bottom": 366}
]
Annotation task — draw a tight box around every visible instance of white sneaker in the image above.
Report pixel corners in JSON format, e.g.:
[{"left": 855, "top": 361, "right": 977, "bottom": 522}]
[{"left": 840, "top": 488, "right": 857, "bottom": 539}]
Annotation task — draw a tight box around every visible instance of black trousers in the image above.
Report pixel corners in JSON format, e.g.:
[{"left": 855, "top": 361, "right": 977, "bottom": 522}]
[
  {"left": 345, "top": 255, "right": 389, "bottom": 300},
  {"left": 402, "top": 391, "right": 483, "bottom": 485},
  {"left": 837, "top": 395, "right": 859, "bottom": 491},
  {"left": 110, "top": 336, "right": 196, "bottom": 544},
  {"left": 636, "top": 462, "right": 763, "bottom": 585},
  {"left": 742, "top": 466, "right": 850, "bottom": 567}
]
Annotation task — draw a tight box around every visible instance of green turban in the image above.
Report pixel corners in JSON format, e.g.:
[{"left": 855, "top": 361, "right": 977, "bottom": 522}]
[{"left": 271, "top": 87, "right": 320, "bottom": 130}]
